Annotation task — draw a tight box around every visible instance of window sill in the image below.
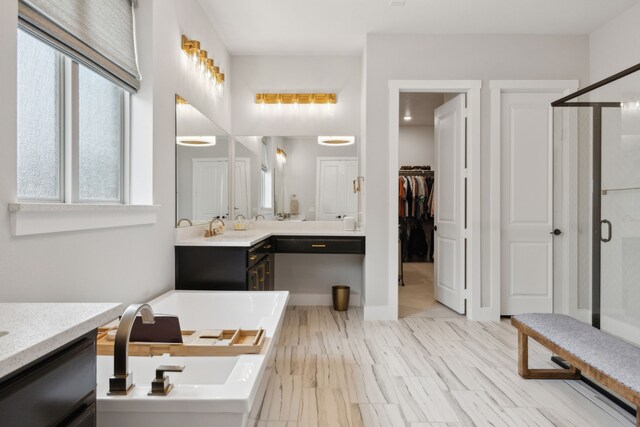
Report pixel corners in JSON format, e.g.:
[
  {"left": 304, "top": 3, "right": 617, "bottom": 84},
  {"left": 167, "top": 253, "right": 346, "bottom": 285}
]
[{"left": 9, "top": 203, "right": 160, "bottom": 236}]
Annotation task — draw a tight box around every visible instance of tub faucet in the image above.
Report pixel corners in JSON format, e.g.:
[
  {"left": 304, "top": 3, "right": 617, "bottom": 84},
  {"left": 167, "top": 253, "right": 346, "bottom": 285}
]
[
  {"left": 176, "top": 218, "right": 192, "bottom": 227},
  {"left": 109, "top": 303, "right": 155, "bottom": 395}
]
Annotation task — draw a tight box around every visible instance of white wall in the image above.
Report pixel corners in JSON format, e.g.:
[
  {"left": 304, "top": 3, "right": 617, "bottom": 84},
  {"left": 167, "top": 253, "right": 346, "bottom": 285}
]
[
  {"left": 0, "top": 0, "right": 232, "bottom": 304},
  {"left": 363, "top": 33, "right": 589, "bottom": 316},
  {"left": 589, "top": 1, "right": 640, "bottom": 81},
  {"left": 398, "top": 126, "right": 434, "bottom": 169},
  {"left": 230, "top": 55, "right": 361, "bottom": 136}
]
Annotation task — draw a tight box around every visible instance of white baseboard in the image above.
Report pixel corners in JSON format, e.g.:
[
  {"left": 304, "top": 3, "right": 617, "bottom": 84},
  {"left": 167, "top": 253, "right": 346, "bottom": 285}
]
[
  {"left": 288, "top": 292, "right": 361, "bottom": 307},
  {"left": 363, "top": 304, "right": 396, "bottom": 320}
]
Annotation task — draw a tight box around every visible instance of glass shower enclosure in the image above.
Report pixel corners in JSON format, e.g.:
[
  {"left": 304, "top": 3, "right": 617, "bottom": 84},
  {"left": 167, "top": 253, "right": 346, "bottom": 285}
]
[{"left": 552, "top": 62, "right": 640, "bottom": 346}]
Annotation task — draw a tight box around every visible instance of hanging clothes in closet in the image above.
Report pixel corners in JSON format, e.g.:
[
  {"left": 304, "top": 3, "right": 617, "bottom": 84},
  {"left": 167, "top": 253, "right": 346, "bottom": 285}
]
[{"left": 398, "top": 167, "right": 435, "bottom": 262}]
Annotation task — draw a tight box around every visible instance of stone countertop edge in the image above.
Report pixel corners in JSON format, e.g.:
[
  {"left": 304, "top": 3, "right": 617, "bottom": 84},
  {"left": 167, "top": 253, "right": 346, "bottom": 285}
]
[
  {"left": 175, "top": 229, "right": 366, "bottom": 247},
  {"left": 0, "top": 302, "right": 123, "bottom": 381}
]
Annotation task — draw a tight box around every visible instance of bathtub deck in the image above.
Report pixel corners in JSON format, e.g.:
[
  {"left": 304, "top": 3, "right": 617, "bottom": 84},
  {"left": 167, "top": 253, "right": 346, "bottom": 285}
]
[{"left": 255, "top": 306, "right": 635, "bottom": 427}]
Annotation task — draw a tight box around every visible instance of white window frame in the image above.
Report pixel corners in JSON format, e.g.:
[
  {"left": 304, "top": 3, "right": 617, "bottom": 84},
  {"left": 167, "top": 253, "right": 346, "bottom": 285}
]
[{"left": 11, "top": 30, "right": 157, "bottom": 236}]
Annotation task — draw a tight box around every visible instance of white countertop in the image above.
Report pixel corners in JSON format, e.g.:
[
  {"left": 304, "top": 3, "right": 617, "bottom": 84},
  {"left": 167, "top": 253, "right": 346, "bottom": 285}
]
[
  {"left": 175, "top": 228, "right": 365, "bottom": 247},
  {"left": 0, "top": 302, "right": 122, "bottom": 380}
]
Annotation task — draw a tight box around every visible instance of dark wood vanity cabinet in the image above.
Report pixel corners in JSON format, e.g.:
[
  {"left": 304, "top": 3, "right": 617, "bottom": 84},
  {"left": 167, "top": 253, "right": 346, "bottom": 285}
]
[
  {"left": 175, "top": 235, "right": 364, "bottom": 291},
  {"left": 176, "top": 238, "right": 274, "bottom": 291},
  {"left": 0, "top": 330, "right": 97, "bottom": 427},
  {"left": 274, "top": 236, "right": 365, "bottom": 254}
]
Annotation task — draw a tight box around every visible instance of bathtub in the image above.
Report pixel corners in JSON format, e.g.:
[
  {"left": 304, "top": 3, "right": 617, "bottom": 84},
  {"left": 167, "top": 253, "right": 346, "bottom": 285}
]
[{"left": 96, "top": 290, "right": 289, "bottom": 427}]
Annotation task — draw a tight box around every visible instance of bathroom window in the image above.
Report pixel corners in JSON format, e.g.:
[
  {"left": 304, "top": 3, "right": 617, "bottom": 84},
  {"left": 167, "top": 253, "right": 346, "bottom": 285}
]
[{"left": 17, "top": 30, "right": 129, "bottom": 203}]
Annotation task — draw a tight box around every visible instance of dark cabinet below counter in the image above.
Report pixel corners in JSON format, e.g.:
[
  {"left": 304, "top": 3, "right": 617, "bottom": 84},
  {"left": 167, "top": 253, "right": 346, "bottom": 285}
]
[
  {"left": 0, "top": 330, "right": 97, "bottom": 427},
  {"left": 274, "top": 236, "right": 365, "bottom": 254},
  {"left": 176, "top": 238, "right": 274, "bottom": 291},
  {"left": 175, "top": 235, "right": 364, "bottom": 291}
]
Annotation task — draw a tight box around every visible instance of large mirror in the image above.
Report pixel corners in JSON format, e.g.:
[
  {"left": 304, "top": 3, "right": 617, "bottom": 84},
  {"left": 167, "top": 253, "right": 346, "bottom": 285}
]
[
  {"left": 234, "top": 136, "right": 358, "bottom": 221},
  {"left": 175, "top": 94, "right": 229, "bottom": 226}
]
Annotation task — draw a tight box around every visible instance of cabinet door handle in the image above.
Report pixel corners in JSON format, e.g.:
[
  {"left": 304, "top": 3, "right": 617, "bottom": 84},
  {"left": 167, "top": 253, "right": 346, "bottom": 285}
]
[{"left": 311, "top": 244, "right": 327, "bottom": 248}]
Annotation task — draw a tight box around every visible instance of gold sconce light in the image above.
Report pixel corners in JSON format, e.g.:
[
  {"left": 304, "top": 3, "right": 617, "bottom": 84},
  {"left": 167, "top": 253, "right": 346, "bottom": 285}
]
[
  {"left": 276, "top": 148, "right": 287, "bottom": 163},
  {"left": 181, "top": 35, "right": 225, "bottom": 96},
  {"left": 255, "top": 93, "right": 337, "bottom": 105},
  {"left": 175, "top": 95, "right": 189, "bottom": 105}
]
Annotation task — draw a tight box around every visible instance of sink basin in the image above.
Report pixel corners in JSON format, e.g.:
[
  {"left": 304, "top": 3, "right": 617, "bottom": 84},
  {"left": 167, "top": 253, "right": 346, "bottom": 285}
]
[{"left": 0, "top": 331, "right": 8, "bottom": 338}]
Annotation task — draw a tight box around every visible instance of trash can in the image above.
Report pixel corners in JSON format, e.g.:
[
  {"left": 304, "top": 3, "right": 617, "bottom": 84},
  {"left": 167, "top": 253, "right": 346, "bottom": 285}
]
[{"left": 332, "top": 285, "right": 350, "bottom": 311}]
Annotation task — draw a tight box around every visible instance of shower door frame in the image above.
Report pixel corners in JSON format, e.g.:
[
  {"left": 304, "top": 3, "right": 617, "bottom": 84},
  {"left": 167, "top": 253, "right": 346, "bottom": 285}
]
[{"left": 552, "top": 61, "right": 640, "bottom": 330}]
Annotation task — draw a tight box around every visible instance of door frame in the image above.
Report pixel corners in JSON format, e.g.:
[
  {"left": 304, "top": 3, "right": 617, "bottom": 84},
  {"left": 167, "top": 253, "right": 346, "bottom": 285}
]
[
  {"left": 389, "top": 80, "right": 482, "bottom": 320},
  {"left": 490, "top": 80, "right": 579, "bottom": 319}
]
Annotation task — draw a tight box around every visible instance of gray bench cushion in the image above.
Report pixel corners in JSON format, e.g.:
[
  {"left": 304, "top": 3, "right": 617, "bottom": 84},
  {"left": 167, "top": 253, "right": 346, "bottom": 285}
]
[{"left": 514, "top": 313, "right": 640, "bottom": 394}]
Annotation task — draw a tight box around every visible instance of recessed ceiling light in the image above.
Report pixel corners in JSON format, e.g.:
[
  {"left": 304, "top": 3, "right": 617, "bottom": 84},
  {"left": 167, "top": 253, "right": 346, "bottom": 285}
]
[
  {"left": 390, "top": 0, "right": 406, "bottom": 6},
  {"left": 318, "top": 136, "right": 356, "bottom": 146},
  {"left": 176, "top": 136, "right": 216, "bottom": 147},
  {"left": 403, "top": 115, "right": 412, "bottom": 121}
]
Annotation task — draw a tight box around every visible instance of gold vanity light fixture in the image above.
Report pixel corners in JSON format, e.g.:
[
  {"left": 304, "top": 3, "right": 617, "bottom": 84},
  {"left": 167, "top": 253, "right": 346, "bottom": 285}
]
[
  {"left": 181, "top": 35, "right": 225, "bottom": 96},
  {"left": 175, "top": 95, "right": 189, "bottom": 105},
  {"left": 176, "top": 136, "right": 217, "bottom": 147},
  {"left": 255, "top": 93, "right": 337, "bottom": 105},
  {"left": 317, "top": 136, "right": 355, "bottom": 146},
  {"left": 276, "top": 148, "right": 287, "bottom": 163}
]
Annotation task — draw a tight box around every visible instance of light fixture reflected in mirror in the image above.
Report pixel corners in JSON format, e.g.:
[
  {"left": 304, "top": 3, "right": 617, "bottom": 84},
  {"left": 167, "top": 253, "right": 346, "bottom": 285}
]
[
  {"left": 176, "top": 136, "right": 217, "bottom": 147},
  {"left": 318, "top": 136, "right": 355, "bottom": 146},
  {"left": 276, "top": 148, "right": 287, "bottom": 163}
]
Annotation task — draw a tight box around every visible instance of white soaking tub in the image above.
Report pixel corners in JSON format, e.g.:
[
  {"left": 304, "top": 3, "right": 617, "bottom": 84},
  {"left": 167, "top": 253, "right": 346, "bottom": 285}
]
[{"left": 96, "top": 290, "right": 289, "bottom": 427}]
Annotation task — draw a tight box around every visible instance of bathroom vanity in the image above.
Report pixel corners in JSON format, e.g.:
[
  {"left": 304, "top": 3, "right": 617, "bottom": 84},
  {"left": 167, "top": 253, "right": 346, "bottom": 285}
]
[
  {"left": 174, "top": 95, "right": 365, "bottom": 304},
  {"left": 175, "top": 229, "right": 365, "bottom": 292},
  {"left": 0, "top": 303, "right": 121, "bottom": 426}
]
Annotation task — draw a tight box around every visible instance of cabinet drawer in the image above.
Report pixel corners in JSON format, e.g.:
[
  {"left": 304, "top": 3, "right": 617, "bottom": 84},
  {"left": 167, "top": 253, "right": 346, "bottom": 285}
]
[
  {"left": 0, "top": 334, "right": 96, "bottom": 427},
  {"left": 275, "top": 236, "right": 365, "bottom": 254}
]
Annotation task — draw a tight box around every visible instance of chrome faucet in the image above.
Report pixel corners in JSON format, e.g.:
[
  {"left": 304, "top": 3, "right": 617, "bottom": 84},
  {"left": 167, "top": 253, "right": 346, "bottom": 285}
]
[
  {"left": 205, "top": 218, "right": 225, "bottom": 237},
  {"left": 254, "top": 214, "right": 265, "bottom": 221},
  {"left": 235, "top": 214, "right": 246, "bottom": 220},
  {"left": 109, "top": 303, "right": 155, "bottom": 395},
  {"left": 176, "top": 218, "right": 192, "bottom": 227}
]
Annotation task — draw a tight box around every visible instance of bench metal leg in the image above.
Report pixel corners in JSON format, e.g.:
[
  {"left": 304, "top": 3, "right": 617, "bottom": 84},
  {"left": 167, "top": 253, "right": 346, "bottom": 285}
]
[{"left": 518, "top": 331, "right": 581, "bottom": 380}]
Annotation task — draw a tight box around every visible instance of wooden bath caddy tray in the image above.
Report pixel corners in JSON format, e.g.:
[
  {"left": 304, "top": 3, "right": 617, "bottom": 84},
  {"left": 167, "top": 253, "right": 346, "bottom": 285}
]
[{"left": 96, "top": 327, "right": 266, "bottom": 357}]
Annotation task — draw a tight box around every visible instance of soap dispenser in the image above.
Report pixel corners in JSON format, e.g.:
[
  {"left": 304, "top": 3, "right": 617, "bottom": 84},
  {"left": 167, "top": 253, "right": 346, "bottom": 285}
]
[{"left": 290, "top": 194, "right": 299, "bottom": 215}]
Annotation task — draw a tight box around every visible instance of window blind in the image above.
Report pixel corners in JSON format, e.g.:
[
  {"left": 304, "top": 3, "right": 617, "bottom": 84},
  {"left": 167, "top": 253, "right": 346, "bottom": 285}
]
[{"left": 18, "top": 0, "right": 141, "bottom": 92}]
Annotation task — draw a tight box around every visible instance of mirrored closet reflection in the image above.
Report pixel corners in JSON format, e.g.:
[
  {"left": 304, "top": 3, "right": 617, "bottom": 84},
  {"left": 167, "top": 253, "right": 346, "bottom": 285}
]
[{"left": 175, "top": 94, "right": 359, "bottom": 227}]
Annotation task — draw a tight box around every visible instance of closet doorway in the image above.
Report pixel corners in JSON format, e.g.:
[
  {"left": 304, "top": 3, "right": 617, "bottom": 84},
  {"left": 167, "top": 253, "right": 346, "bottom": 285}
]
[{"left": 398, "top": 92, "right": 466, "bottom": 318}]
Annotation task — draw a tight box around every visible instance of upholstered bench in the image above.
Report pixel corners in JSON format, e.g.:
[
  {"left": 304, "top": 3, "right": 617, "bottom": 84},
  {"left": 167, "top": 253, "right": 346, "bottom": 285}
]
[{"left": 512, "top": 313, "right": 640, "bottom": 426}]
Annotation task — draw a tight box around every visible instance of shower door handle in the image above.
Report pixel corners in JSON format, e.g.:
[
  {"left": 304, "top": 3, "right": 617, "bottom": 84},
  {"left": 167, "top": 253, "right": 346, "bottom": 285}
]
[{"left": 601, "top": 219, "right": 612, "bottom": 243}]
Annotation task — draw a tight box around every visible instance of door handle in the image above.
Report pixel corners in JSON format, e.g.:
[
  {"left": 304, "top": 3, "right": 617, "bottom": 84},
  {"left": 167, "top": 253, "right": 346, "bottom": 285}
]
[
  {"left": 550, "top": 229, "right": 562, "bottom": 236},
  {"left": 311, "top": 244, "right": 327, "bottom": 248},
  {"left": 601, "top": 219, "right": 612, "bottom": 243},
  {"left": 434, "top": 225, "right": 438, "bottom": 231}
]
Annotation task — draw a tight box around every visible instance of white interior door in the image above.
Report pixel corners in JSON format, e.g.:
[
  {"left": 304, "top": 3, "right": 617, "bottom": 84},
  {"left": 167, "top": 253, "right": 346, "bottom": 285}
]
[
  {"left": 434, "top": 94, "right": 466, "bottom": 314},
  {"left": 193, "top": 158, "right": 228, "bottom": 221},
  {"left": 234, "top": 158, "right": 251, "bottom": 219},
  {"left": 316, "top": 158, "right": 358, "bottom": 221},
  {"left": 500, "top": 92, "right": 556, "bottom": 315}
]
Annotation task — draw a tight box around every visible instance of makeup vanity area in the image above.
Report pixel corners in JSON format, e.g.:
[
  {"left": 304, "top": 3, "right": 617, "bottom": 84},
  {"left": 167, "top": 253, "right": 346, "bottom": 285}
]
[{"left": 174, "top": 95, "right": 365, "bottom": 305}]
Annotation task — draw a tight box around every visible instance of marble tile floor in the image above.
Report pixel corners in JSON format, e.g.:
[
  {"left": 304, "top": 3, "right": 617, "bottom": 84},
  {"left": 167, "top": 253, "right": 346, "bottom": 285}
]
[{"left": 255, "top": 306, "right": 635, "bottom": 427}]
